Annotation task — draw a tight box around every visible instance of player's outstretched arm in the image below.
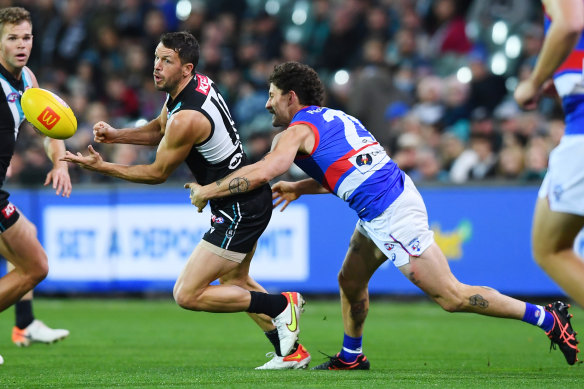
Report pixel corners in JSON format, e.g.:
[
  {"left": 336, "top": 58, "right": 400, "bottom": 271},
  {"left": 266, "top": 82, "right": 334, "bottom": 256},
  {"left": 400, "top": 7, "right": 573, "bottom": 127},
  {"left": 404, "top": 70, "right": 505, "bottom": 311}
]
[
  {"left": 43, "top": 137, "right": 72, "bottom": 197},
  {"left": 272, "top": 179, "right": 330, "bottom": 211},
  {"left": 64, "top": 110, "right": 201, "bottom": 184},
  {"left": 93, "top": 112, "right": 165, "bottom": 146},
  {"left": 186, "top": 124, "right": 312, "bottom": 212}
]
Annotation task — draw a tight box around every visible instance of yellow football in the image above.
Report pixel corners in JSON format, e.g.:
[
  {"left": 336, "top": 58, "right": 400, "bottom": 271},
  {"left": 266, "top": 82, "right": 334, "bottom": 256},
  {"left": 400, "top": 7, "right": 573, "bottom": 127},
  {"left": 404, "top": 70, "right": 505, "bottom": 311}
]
[{"left": 21, "top": 87, "right": 77, "bottom": 139}]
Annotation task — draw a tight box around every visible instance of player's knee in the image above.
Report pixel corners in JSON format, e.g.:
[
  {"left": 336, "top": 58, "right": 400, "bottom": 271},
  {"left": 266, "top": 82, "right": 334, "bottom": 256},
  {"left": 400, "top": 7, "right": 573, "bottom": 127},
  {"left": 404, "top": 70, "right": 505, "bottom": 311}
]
[
  {"left": 22, "top": 257, "right": 48, "bottom": 289},
  {"left": 436, "top": 296, "right": 465, "bottom": 313},
  {"left": 432, "top": 287, "right": 465, "bottom": 313},
  {"left": 173, "top": 288, "right": 204, "bottom": 311},
  {"left": 338, "top": 271, "right": 364, "bottom": 295}
]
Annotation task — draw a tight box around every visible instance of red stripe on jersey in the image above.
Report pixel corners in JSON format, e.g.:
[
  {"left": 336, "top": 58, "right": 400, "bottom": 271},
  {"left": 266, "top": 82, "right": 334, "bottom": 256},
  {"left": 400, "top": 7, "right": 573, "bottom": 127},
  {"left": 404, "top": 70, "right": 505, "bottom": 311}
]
[
  {"left": 290, "top": 120, "right": 320, "bottom": 159},
  {"left": 557, "top": 50, "right": 584, "bottom": 74},
  {"left": 323, "top": 142, "right": 379, "bottom": 192}
]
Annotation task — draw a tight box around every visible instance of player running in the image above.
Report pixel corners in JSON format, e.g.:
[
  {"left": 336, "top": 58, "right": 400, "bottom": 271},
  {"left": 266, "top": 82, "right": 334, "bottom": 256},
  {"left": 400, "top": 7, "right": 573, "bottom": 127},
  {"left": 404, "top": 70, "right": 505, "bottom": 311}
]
[
  {"left": 514, "top": 0, "right": 584, "bottom": 311},
  {"left": 62, "top": 32, "right": 309, "bottom": 370},
  {"left": 187, "top": 61, "right": 579, "bottom": 369},
  {"left": 0, "top": 6, "right": 70, "bottom": 365}
]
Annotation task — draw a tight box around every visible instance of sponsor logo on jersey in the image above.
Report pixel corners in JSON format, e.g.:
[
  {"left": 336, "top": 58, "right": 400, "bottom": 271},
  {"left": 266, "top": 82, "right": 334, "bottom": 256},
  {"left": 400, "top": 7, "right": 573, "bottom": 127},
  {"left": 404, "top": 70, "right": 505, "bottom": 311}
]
[
  {"left": 195, "top": 74, "right": 211, "bottom": 95},
  {"left": 356, "top": 153, "right": 372, "bottom": 166},
  {"left": 1, "top": 203, "right": 16, "bottom": 218},
  {"left": 6, "top": 92, "right": 19, "bottom": 102},
  {"left": 37, "top": 107, "right": 61, "bottom": 130},
  {"left": 226, "top": 229, "right": 235, "bottom": 238},
  {"left": 211, "top": 215, "right": 224, "bottom": 224},
  {"left": 228, "top": 152, "right": 243, "bottom": 169}
]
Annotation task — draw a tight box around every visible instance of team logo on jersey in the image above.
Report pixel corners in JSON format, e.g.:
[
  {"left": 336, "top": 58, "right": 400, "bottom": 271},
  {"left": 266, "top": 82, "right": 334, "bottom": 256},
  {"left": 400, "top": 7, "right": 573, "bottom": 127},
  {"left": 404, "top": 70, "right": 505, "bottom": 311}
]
[
  {"left": 228, "top": 152, "right": 243, "bottom": 169},
  {"left": 384, "top": 242, "right": 396, "bottom": 251},
  {"left": 211, "top": 215, "right": 224, "bottom": 224},
  {"left": 1, "top": 203, "right": 16, "bottom": 218},
  {"left": 407, "top": 237, "right": 422, "bottom": 253},
  {"left": 195, "top": 74, "right": 211, "bottom": 95},
  {"left": 356, "top": 153, "right": 372, "bottom": 166},
  {"left": 6, "top": 92, "right": 19, "bottom": 102},
  {"left": 226, "top": 229, "right": 235, "bottom": 238}
]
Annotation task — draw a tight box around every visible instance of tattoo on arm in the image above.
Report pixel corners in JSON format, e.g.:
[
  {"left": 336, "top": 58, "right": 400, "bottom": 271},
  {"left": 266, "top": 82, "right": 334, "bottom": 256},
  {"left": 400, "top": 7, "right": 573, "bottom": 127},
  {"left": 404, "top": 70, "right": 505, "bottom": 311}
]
[
  {"left": 469, "top": 294, "right": 489, "bottom": 309},
  {"left": 215, "top": 178, "right": 225, "bottom": 186},
  {"left": 228, "top": 177, "right": 250, "bottom": 194}
]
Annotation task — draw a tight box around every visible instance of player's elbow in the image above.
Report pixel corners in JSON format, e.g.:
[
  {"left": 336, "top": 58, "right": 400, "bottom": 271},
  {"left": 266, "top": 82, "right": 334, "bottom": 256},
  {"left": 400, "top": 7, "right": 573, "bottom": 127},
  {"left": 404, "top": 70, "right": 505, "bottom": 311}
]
[
  {"left": 144, "top": 172, "right": 168, "bottom": 185},
  {"left": 557, "top": 18, "right": 584, "bottom": 37}
]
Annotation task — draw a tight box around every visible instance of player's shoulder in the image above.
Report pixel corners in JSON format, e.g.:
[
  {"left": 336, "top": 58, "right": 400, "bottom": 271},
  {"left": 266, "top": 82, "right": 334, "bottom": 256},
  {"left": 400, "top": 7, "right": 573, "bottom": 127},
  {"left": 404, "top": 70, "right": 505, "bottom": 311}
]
[
  {"left": 22, "top": 66, "right": 38, "bottom": 87},
  {"left": 166, "top": 108, "right": 209, "bottom": 143}
]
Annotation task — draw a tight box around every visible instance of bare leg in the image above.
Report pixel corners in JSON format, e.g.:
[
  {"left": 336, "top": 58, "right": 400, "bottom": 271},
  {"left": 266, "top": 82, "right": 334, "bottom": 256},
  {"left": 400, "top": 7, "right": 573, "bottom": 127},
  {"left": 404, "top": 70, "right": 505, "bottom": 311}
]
[
  {"left": 399, "top": 243, "right": 525, "bottom": 318},
  {"left": 532, "top": 197, "right": 584, "bottom": 306},
  {"left": 218, "top": 244, "right": 274, "bottom": 331},
  {"left": 0, "top": 215, "right": 48, "bottom": 312},
  {"left": 6, "top": 262, "right": 34, "bottom": 301},
  {"left": 338, "top": 229, "right": 388, "bottom": 337}
]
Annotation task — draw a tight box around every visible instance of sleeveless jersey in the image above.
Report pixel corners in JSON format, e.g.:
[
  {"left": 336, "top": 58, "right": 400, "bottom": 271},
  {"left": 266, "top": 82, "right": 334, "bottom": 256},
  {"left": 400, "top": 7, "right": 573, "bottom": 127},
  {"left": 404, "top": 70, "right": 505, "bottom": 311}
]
[
  {"left": 0, "top": 64, "right": 33, "bottom": 202},
  {"left": 544, "top": 5, "right": 584, "bottom": 135},
  {"left": 292, "top": 106, "right": 404, "bottom": 221},
  {"left": 166, "top": 73, "right": 260, "bottom": 206}
]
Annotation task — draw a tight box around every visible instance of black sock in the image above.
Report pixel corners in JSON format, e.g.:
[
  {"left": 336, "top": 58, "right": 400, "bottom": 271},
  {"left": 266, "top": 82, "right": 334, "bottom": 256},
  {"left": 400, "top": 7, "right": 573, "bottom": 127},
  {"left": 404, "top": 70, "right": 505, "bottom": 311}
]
[
  {"left": 247, "top": 291, "right": 288, "bottom": 318},
  {"left": 15, "top": 300, "right": 34, "bottom": 329},
  {"left": 265, "top": 329, "right": 282, "bottom": 356},
  {"left": 265, "top": 330, "right": 299, "bottom": 357}
]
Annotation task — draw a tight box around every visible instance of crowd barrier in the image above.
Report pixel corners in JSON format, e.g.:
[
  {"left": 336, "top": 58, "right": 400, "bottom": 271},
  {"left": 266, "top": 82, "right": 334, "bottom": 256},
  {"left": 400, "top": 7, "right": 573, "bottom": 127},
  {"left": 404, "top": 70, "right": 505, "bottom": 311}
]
[{"left": 2, "top": 184, "right": 574, "bottom": 296}]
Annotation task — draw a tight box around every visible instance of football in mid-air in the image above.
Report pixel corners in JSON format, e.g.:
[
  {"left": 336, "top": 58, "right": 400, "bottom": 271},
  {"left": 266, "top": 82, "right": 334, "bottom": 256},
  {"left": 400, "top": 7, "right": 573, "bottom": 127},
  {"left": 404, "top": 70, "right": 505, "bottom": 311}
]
[{"left": 21, "top": 87, "right": 77, "bottom": 139}]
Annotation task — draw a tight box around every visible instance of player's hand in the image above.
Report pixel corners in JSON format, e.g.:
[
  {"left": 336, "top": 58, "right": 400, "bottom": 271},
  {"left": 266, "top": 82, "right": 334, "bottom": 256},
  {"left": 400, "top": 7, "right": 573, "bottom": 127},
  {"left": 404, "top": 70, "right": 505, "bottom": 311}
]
[
  {"left": 271, "top": 181, "right": 300, "bottom": 211},
  {"left": 61, "top": 145, "right": 104, "bottom": 172},
  {"left": 44, "top": 163, "right": 72, "bottom": 198},
  {"left": 184, "top": 182, "right": 208, "bottom": 213},
  {"left": 93, "top": 121, "right": 117, "bottom": 143},
  {"left": 514, "top": 78, "right": 541, "bottom": 110}
]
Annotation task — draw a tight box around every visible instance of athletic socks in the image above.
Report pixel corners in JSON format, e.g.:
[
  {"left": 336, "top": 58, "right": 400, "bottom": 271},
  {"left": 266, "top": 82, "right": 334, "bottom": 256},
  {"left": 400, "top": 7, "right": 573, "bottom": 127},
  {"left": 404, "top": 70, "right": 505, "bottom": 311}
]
[
  {"left": 15, "top": 300, "right": 34, "bottom": 329},
  {"left": 264, "top": 329, "right": 300, "bottom": 357},
  {"left": 338, "top": 333, "right": 363, "bottom": 363},
  {"left": 522, "top": 302, "right": 554, "bottom": 332},
  {"left": 247, "top": 291, "right": 288, "bottom": 318}
]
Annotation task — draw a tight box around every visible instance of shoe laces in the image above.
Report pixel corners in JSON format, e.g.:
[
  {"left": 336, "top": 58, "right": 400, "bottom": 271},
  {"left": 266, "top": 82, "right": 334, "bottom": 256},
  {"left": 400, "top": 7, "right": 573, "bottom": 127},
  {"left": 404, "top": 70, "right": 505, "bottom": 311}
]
[
  {"left": 549, "top": 310, "right": 578, "bottom": 350},
  {"left": 317, "top": 350, "right": 338, "bottom": 362}
]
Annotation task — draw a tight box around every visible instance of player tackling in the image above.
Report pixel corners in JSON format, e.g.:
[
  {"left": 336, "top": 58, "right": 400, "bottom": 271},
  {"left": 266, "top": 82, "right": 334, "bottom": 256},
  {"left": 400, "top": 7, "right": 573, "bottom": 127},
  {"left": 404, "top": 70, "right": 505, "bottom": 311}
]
[
  {"left": 187, "top": 61, "right": 580, "bottom": 368},
  {"left": 62, "top": 32, "right": 309, "bottom": 370}
]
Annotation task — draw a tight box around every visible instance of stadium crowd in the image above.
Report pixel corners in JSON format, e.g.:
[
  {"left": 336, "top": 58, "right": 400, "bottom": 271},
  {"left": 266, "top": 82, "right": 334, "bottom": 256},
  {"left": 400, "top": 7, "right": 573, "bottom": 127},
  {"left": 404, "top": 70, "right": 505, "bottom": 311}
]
[{"left": 5, "top": 0, "right": 558, "bottom": 186}]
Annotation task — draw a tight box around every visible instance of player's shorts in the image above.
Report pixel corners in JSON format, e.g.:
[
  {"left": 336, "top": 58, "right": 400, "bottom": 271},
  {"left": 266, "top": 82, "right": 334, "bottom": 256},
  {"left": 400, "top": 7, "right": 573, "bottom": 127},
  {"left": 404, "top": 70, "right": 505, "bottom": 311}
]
[
  {"left": 0, "top": 199, "right": 20, "bottom": 233},
  {"left": 356, "top": 175, "right": 434, "bottom": 267},
  {"left": 538, "top": 134, "right": 584, "bottom": 216},
  {"left": 201, "top": 184, "right": 272, "bottom": 262}
]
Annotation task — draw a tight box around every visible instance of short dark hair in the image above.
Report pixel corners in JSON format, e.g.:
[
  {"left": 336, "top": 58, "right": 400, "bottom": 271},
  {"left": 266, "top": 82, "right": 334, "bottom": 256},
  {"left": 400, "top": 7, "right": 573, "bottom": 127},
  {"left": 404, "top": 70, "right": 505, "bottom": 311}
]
[
  {"left": 160, "top": 31, "right": 200, "bottom": 73},
  {"left": 268, "top": 62, "right": 325, "bottom": 106},
  {"left": 0, "top": 7, "right": 31, "bottom": 36}
]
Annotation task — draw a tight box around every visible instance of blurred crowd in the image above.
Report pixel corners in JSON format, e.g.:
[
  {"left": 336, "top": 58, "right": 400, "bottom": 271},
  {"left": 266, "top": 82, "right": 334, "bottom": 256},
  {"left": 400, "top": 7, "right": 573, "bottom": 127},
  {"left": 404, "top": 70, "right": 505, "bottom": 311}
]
[{"left": 5, "top": 0, "right": 560, "bottom": 187}]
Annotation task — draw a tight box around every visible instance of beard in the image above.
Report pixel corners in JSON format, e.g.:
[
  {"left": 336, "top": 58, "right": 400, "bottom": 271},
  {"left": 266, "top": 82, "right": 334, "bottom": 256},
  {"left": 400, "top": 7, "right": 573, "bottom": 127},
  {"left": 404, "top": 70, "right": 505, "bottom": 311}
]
[{"left": 154, "top": 72, "right": 182, "bottom": 93}]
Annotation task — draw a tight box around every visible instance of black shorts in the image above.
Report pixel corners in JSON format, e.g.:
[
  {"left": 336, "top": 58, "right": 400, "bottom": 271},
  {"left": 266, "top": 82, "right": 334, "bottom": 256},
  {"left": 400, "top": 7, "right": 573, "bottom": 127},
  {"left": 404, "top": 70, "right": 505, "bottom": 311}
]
[
  {"left": 0, "top": 199, "right": 20, "bottom": 233},
  {"left": 202, "top": 184, "right": 272, "bottom": 254}
]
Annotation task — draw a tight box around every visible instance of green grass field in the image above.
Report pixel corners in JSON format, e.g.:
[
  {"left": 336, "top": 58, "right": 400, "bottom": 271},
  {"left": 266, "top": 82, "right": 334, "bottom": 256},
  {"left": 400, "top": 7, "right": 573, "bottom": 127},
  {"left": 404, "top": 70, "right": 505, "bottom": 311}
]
[{"left": 0, "top": 297, "right": 582, "bottom": 388}]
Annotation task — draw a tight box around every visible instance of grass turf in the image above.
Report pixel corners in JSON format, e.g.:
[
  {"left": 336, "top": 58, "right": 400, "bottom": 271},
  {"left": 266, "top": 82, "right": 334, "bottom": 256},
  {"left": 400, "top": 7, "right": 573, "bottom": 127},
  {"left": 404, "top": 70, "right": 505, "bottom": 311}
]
[{"left": 0, "top": 297, "right": 582, "bottom": 388}]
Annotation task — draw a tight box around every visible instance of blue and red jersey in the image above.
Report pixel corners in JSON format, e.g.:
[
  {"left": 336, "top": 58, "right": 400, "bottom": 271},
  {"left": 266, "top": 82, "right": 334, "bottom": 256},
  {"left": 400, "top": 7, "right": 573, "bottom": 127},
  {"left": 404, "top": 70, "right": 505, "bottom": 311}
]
[
  {"left": 291, "top": 106, "right": 404, "bottom": 221},
  {"left": 544, "top": 7, "right": 584, "bottom": 135}
]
